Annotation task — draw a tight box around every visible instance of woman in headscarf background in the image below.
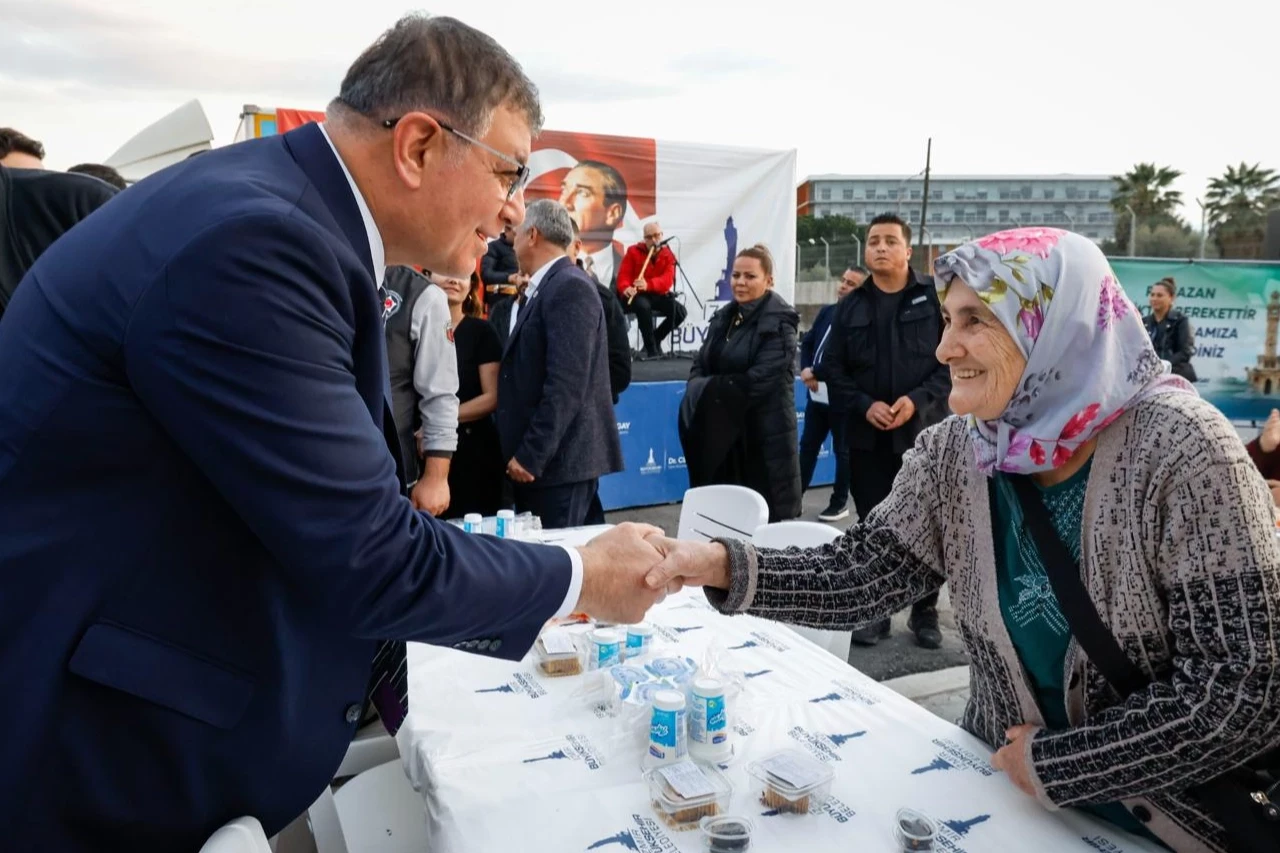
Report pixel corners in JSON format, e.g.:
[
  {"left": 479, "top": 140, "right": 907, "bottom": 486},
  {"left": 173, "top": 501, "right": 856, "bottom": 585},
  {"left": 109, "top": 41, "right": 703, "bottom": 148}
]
[
  {"left": 1143, "top": 276, "right": 1197, "bottom": 382},
  {"left": 679, "top": 244, "right": 801, "bottom": 522},
  {"left": 648, "top": 229, "right": 1280, "bottom": 852}
]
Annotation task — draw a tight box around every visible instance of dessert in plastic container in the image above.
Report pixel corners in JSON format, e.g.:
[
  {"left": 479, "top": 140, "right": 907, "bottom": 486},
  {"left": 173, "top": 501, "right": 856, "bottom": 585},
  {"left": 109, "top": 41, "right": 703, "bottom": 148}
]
[
  {"left": 645, "top": 760, "right": 733, "bottom": 830},
  {"left": 533, "top": 631, "right": 583, "bottom": 677},
  {"left": 700, "top": 814, "right": 753, "bottom": 851},
  {"left": 746, "top": 749, "right": 834, "bottom": 815},
  {"left": 894, "top": 808, "right": 938, "bottom": 851}
]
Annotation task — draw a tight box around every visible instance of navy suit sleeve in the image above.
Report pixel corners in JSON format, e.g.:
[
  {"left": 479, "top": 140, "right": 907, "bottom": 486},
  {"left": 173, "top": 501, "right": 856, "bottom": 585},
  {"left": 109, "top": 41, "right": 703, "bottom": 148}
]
[
  {"left": 515, "top": 275, "right": 603, "bottom": 478},
  {"left": 122, "top": 213, "right": 571, "bottom": 659}
]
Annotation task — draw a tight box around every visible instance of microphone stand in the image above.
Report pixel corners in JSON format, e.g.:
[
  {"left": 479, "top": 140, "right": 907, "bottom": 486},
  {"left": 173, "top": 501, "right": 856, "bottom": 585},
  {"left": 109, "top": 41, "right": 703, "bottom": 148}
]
[{"left": 662, "top": 237, "right": 703, "bottom": 360}]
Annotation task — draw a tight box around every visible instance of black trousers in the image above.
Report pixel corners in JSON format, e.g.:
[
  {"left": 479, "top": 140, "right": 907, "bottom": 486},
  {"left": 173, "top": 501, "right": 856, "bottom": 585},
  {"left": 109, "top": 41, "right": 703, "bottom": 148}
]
[
  {"left": 799, "top": 401, "right": 850, "bottom": 506},
  {"left": 514, "top": 479, "right": 598, "bottom": 529},
  {"left": 847, "top": 447, "right": 939, "bottom": 614},
  {"left": 625, "top": 292, "right": 687, "bottom": 354}
]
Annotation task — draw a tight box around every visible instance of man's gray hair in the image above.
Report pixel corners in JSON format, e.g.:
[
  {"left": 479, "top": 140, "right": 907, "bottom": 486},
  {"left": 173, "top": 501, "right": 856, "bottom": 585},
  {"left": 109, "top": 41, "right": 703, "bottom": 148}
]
[
  {"left": 520, "top": 200, "right": 574, "bottom": 249},
  {"left": 330, "top": 14, "right": 543, "bottom": 137}
]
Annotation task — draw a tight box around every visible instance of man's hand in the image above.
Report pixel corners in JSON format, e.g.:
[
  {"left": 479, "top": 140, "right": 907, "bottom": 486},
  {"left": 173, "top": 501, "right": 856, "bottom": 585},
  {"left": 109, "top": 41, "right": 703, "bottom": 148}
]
[
  {"left": 507, "top": 272, "right": 522, "bottom": 285},
  {"left": 624, "top": 286, "right": 638, "bottom": 300},
  {"left": 574, "top": 523, "right": 668, "bottom": 624},
  {"left": 801, "top": 367, "right": 819, "bottom": 393},
  {"left": 637, "top": 278, "right": 648, "bottom": 291},
  {"left": 642, "top": 534, "right": 731, "bottom": 595},
  {"left": 991, "top": 724, "right": 1039, "bottom": 798},
  {"left": 867, "top": 401, "right": 896, "bottom": 430},
  {"left": 1262, "top": 409, "right": 1280, "bottom": 454},
  {"left": 506, "top": 457, "right": 535, "bottom": 484},
  {"left": 411, "top": 475, "right": 450, "bottom": 516},
  {"left": 888, "top": 395, "right": 916, "bottom": 430}
]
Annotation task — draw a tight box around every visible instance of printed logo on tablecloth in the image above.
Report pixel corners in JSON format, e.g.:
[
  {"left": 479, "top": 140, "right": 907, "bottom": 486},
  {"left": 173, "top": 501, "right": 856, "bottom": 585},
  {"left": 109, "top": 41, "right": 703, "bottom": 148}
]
[
  {"left": 743, "top": 669, "right": 773, "bottom": 679},
  {"left": 787, "top": 725, "right": 866, "bottom": 763},
  {"left": 759, "top": 793, "right": 856, "bottom": 824},
  {"left": 733, "top": 721, "right": 756, "bottom": 737},
  {"left": 727, "top": 631, "right": 790, "bottom": 652},
  {"left": 910, "top": 738, "right": 995, "bottom": 777},
  {"left": 808, "top": 678, "right": 880, "bottom": 706},
  {"left": 474, "top": 672, "right": 548, "bottom": 700},
  {"left": 933, "top": 814, "right": 992, "bottom": 852},
  {"left": 639, "top": 448, "right": 663, "bottom": 475},
  {"left": 586, "top": 814, "right": 676, "bottom": 852},
  {"left": 651, "top": 623, "right": 704, "bottom": 642},
  {"left": 1082, "top": 836, "right": 1125, "bottom": 852},
  {"left": 522, "top": 734, "right": 605, "bottom": 771}
]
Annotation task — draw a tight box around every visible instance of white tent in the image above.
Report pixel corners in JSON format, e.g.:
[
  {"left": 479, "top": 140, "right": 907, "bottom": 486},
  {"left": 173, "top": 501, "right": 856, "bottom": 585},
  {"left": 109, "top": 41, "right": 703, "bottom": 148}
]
[{"left": 104, "top": 100, "right": 214, "bottom": 184}]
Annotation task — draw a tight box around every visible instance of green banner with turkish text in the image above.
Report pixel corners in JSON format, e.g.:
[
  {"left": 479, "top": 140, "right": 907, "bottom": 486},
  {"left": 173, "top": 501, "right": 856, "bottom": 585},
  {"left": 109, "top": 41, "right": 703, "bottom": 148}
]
[{"left": 1111, "top": 258, "right": 1280, "bottom": 422}]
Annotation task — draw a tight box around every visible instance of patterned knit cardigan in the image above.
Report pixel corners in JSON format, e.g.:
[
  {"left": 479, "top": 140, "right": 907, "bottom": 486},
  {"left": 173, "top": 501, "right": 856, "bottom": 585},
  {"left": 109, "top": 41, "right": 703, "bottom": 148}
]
[{"left": 710, "top": 393, "right": 1280, "bottom": 853}]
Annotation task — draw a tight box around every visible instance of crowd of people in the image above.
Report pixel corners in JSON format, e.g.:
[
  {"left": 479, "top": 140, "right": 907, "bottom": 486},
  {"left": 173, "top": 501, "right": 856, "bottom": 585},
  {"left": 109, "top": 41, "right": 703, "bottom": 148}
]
[{"left": 3, "top": 12, "right": 1280, "bottom": 853}]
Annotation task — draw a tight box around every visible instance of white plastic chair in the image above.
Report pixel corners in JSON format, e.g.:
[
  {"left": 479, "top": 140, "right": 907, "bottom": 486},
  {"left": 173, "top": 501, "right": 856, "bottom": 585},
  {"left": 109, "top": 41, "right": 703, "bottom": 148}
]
[
  {"left": 676, "top": 485, "right": 769, "bottom": 543},
  {"left": 333, "top": 721, "right": 400, "bottom": 780},
  {"left": 752, "top": 521, "right": 852, "bottom": 663},
  {"left": 200, "top": 817, "right": 272, "bottom": 853},
  {"left": 309, "top": 760, "right": 429, "bottom": 853}
]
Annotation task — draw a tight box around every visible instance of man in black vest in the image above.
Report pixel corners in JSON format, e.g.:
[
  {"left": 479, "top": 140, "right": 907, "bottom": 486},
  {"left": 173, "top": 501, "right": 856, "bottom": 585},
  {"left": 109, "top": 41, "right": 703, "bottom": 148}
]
[
  {"left": 817, "top": 213, "right": 951, "bottom": 649},
  {"left": 384, "top": 265, "right": 459, "bottom": 515}
]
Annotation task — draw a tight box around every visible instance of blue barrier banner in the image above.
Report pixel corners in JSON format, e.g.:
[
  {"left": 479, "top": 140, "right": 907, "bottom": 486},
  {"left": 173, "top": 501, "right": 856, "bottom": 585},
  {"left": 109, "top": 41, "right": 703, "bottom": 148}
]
[{"left": 598, "top": 379, "right": 833, "bottom": 511}]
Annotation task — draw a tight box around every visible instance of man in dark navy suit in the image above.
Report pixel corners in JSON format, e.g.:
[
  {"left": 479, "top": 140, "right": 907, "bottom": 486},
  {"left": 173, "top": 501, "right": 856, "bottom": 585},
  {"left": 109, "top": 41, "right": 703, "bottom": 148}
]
[
  {"left": 0, "top": 15, "right": 664, "bottom": 852},
  {"left": 498, "top": 200, "right": 624, "bottom": 528}
]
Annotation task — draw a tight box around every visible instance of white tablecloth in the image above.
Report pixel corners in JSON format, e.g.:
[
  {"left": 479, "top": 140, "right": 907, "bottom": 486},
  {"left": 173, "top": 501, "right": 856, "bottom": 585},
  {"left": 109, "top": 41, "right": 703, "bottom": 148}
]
[{"left": 399, "top": 526, "right": 1163, "bottom": 853}]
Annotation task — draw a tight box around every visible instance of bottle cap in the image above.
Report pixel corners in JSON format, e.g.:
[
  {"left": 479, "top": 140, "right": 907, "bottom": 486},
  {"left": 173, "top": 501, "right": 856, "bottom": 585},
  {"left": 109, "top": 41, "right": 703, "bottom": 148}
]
[{"left": 653, "top": 689, "right": 686, "bottom": 711}]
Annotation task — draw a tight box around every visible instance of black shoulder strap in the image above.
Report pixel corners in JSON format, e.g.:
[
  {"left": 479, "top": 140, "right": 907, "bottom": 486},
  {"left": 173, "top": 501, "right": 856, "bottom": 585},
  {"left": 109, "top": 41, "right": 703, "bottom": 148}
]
[{"left": 1006, "top": 475, "right": 1151, "bottom": 698}]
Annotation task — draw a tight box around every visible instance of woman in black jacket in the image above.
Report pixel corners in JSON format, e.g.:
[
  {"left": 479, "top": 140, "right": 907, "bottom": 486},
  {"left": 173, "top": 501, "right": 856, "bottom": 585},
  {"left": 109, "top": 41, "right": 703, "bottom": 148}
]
[
  {"left": 679, "top": 244, "right": 801, "bottom": 521},
  {"left": 1144, "top": 276, "right": 1197, "bottom": 381}
]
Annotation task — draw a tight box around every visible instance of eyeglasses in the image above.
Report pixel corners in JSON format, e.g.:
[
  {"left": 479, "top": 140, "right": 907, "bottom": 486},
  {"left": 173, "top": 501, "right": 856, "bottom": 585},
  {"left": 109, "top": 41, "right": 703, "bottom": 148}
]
[{"left": 381, "top": 115, "right": 530, "bottom": 201}]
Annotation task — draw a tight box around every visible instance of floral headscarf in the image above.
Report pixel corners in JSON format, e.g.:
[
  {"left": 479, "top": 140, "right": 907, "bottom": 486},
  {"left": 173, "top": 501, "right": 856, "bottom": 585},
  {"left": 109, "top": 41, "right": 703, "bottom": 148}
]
[{"left": 932, "top": 228, "right": 1196, "bottom": 476}]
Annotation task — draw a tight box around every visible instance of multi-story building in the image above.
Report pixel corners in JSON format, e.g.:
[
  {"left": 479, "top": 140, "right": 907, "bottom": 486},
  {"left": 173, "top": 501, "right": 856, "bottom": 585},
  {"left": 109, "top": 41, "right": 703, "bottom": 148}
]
[{"left": 797, "top": 174, "right": 1118, "bottom": 245}]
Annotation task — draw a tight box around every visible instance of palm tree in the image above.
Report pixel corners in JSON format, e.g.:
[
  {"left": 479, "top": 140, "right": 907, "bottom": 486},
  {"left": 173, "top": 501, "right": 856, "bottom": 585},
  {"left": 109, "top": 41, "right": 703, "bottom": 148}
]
[
  {"left": 1205, "top": 162, "right": 1280, "bottom": 258},
  {"left": 1110, "top": 163, "right": 1184, "bottom": 250}
]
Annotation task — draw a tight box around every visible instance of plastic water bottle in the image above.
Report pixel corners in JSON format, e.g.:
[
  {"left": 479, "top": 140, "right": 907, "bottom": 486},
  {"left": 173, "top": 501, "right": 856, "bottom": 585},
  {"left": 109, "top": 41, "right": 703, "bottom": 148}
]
[
  {"left": 463, "top": 513, "right": 482, "bottom": 534},
  {"left": 648, "top": 689, "right": 688, "bottom": 765},
  {"left": 495, "top": 509, "right": 515, "bottom": 539},
  {"left": 688, "top": 677, "right": 731, "bottom": 761}
]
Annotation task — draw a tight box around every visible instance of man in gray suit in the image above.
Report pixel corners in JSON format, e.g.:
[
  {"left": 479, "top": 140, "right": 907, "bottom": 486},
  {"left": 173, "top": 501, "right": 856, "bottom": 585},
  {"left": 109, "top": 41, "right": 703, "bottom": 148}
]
[{"left": 497, "top": 199, "right": 623, "bottom": 527}]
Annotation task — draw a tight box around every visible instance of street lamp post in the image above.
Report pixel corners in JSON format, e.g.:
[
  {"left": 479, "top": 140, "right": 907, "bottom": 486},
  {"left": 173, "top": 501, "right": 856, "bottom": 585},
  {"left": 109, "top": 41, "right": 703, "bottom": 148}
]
[
  {"left": 1124, "top": 204, "right": 1137, "bottom": 257},
  {"left": 896, "top": 169, "right": 925, "bottom": 214},
  {"left": 819, "top": 237, "right": 830, "bottom": 274},
  {"left": 1195, "top": 198, "right": 1207, "bottom": 259},
  {"left": 849, "top": 233, "right": 862, "bottom": 268}
]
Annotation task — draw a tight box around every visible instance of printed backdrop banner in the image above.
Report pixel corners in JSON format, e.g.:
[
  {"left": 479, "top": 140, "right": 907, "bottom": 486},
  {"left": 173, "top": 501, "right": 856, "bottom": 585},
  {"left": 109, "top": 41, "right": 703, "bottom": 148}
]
[
  {"left": 526, "top": 130, "right": 797, "bottom": 352},
  {"left": 1111, "top": 259, "right": 1280, "bottom": 422},
  {"left": 599, "top": 379, "right": 832, "bottom": 511}
]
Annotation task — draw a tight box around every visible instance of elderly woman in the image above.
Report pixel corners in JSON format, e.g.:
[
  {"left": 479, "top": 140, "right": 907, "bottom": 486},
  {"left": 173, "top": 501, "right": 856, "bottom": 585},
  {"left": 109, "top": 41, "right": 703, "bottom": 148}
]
[{"left": 648, "top": 229, "right": 1280, "bottom": 852}]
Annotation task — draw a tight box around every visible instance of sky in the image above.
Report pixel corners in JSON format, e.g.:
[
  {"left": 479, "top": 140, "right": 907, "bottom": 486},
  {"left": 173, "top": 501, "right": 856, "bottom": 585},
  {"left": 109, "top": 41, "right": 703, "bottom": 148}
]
[{"left": 2, "top": 0, "right": 1275, "bottom": 224}]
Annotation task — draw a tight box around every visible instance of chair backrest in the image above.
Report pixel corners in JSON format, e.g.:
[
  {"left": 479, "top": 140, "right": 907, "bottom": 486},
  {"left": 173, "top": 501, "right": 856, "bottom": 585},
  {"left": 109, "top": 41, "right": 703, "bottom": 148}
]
[
  {"left": 199, "top": 817, "right": 272, "bottom": 853},
  {"left": 752, "top": 520, "right": 843, "bottom": 549},
  {"left": 677, "top": 485, "right": 769, "bottom": 543}
]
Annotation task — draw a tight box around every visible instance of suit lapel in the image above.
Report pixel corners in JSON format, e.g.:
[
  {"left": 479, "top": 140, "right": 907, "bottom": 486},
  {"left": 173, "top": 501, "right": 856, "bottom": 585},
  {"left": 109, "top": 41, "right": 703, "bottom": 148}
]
[
  {"left": 505, "top": 257, "right": 570, "bottom": 356},
  {"left": 281, "top": 122, "right": 375, "bottom": 281}
]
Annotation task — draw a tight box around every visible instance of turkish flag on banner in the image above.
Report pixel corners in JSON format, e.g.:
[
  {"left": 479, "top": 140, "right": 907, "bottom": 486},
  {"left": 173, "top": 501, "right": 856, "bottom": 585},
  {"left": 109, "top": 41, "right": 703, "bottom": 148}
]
[{"left": 275, "top": 108, "right": 326, "bottom": 134}]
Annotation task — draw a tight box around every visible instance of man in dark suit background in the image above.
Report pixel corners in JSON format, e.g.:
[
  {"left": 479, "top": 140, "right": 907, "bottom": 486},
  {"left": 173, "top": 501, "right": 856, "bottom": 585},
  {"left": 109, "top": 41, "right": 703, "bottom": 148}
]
[
  {"left": 499, "top": 199, "right": 624, "bottom": 528},
  {"left": 0, "top": 16, "right": 664, "bottom": 852},
  {"left": 480, "top": 222, "right": 525, "bottom": 309}
]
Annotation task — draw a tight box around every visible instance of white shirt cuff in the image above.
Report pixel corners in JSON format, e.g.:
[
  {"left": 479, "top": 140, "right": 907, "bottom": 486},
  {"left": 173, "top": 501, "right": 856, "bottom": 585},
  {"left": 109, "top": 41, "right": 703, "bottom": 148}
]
[{"left": 552, "top": 545, "right": 584, "bottom": 618}]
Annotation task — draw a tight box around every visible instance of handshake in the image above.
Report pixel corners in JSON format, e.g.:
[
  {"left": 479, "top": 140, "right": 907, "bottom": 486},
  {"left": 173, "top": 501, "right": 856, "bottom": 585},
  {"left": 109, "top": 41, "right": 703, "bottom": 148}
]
[{"left": 571, "top": 523, "right": 733, "bottom": 624}]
